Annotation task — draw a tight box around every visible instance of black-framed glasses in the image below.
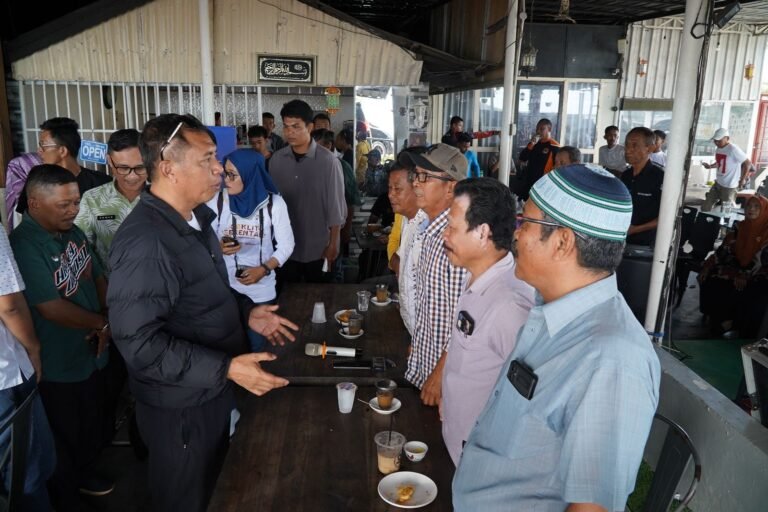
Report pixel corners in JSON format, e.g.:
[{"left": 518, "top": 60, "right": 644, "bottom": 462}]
[
  {"left": 159, "top": 122, "right": 185, "bottom": 161},
  {"left": 408, "top": 170, "right": 454, "bottom": 183},
  {"left": 516, "top": 214, "right": 587, "bottom": 240},
  {"left": 109, "top": 157, "right": 147, "bottom": 176},
  {"left": 223, "top": 170, "right": 239, "bottom": 181}
]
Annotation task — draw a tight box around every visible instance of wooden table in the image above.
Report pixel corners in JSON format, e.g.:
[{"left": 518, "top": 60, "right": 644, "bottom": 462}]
[
  {"left": 209, "top": 386, "right": 454, "bottom": 511},
  {"left": 263, "top": 283, "right": 409, "bottom": 385}
]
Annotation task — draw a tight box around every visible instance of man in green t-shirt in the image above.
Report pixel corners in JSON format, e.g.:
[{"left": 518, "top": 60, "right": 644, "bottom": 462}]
[{"left": 10, "top": 164, "right": 113, "bottom": 511}]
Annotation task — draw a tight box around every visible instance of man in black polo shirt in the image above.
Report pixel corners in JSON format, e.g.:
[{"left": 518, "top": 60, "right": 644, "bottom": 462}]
[{"left": 621, "top": 127, "right": 664, "bottom": 246}]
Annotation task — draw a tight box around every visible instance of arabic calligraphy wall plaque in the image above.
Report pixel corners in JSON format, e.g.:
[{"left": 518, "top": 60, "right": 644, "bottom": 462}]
[{"left": 257, "top": 55, "right": 315, "bottom": 85}]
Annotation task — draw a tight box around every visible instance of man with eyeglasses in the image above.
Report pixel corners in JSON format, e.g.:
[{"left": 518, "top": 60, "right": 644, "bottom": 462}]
[
  {"left": 75, "top": 129, "right": 145, "bottom": 276},
  {"left": 397, "top": 143, "right": 467, "bottom": 406},
  {"left": 453, "top": 164, "right": 660, "bottom": 512},
  {"left": 107, "top": 114, "right": 298, "bottom": 512}
]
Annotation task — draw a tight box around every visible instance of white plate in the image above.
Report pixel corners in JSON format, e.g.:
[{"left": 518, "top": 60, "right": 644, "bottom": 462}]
[
  {"left": 338, "top": 328, "right": 364, "bottom": 340},
  {"left": 377, "top": 471, "right": 437, "bottom": 509},
  {"left": 334, "top": 309, "right": 356, "bottom": 326},
  {"left": 371, "top": 297, "right": 392, "bottom": 306},
  {"left": 368, "top": 397, "right": 401, "bottom": 415}
]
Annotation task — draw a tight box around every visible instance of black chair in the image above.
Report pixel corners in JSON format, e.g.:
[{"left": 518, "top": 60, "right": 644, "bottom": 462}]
[
  {"left": 0, "top": 388, "right": 39, "bottom": 511},
  {"left": 616, "top": 251, "right": 653, "bottom": 322},
  {"left": 642, "top": 413, "right": 702, "bottom": 512},
  {"left": 675, "top": 212, "right": 721, "bottom": 306},
  {"left": 679, "top": 206, "right": 698, "bottom": 248}
]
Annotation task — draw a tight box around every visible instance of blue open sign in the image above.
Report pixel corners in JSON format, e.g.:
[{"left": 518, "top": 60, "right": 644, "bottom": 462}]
[{"left": 79, "top": 140, "right": 108, "bottom": 165}]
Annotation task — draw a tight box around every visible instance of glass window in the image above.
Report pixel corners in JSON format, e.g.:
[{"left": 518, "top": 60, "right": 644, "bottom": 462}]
[
  {"left": 618, "top": 110, "right": 673, "bottom": 143},
  {"left": 515, "top": 83, "right": 562, "bottom": 155},
  {"left": 442, "top": 90, "right": 475, "bottom": 140},
  {"left": 728, "top": 103, "right": 753, "bottom": 153},
  {"left": 477, "top": 87, "right": 504, "bottom": 147},
  {"left": 564, "top": 82, "right": 600, "bottom": 149},
  {"left": 693, "top": 102, "right": 724, "bottom": 156}
]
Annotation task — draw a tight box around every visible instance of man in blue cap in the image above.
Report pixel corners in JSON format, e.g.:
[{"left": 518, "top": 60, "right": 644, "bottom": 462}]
[{"left": 453, "top": 164, "right": 660, "bottom": 512}]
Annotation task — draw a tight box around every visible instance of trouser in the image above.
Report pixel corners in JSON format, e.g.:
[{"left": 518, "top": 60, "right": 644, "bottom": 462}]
[
  {"left": 277, "top": 258, "right": 330, "bottom": 284},
  {"left": 101, "top": 342, "right": 127, "bottom": 445},
  {"left": 135, "top": 391, "right": 234, "bottom": 512},
  {"left": 38, "top": 371, "right": 106, "bottom": 512},
  {"left": 702, "top": 183, "right": 738, "bottom": 211},
  {"left": 0, "top": 375, "right": 56, "bottom": 512},
  {"left": 247, "top": 298, "right": 277, "bottom": 352}
]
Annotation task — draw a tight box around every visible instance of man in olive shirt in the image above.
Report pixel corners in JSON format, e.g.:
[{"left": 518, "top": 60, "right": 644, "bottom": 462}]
[
  {"left": 10, "top": 165, "right": 113, "bottom": 511},
  {"left": 270, "top": 100, "right": 346, "bottom": 283}
]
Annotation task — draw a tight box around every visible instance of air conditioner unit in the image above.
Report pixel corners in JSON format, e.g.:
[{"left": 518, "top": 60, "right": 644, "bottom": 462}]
[{"left": 741, "top": 339, "right": 768, "bottom": 427}]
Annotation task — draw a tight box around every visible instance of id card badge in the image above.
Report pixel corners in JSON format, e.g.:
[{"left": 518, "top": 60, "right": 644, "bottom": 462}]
[{"left": 507, "top": 360, "right": 538, "bottom": 400}]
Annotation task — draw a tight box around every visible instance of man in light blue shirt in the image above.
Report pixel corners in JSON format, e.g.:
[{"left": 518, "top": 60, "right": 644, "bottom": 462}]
[
  {"left": 453, "top": 164, "right": 661, "bottom": 512},
  {"left": 457, "top": 132, "right": 482, "bottom": 177}
]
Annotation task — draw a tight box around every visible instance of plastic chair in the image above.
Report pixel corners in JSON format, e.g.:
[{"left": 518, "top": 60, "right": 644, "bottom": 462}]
[
  {"left": 0, "top": 388, "right": 38, "bottom": 511},
  {"left": 675, "top": 212, "right": 721, "bottom": 306},
  {"left": 642, "top": 413, "right": 702, "bottom": 512}
]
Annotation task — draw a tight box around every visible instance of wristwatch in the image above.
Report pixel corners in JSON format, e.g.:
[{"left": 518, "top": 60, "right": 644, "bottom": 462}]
[{"left": 261, "top": 264, "right": 272, "bottom": 275}]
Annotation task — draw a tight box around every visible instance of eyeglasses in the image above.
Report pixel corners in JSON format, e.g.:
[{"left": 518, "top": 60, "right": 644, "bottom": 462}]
[
  {"left": 516, "top": 214, "right": 587, "bottom": 240},
  {"left": 159, "top": 122, "right": 185, "bottom": 161},
  {"left": 109, "top": 159, "right": 147, "bottom": 176},
  {"left": 223, "top": 170, "right": 239, "bottom": 181},
  {"left": 408, "top": 170, "right": 454, "bottom": 183},
  {"left": 38, "top": 141, "right": 60, "bottom": 151}
]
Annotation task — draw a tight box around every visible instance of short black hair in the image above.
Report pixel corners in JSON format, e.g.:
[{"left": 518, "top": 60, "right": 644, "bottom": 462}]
[
  {"left": 262, "top": 112, "right": 275, "bottom": 120},
  {"left": 40, "top": 117, "right": 81, "bottom": 158},
  {"left": 449, "top": 116, "right": 463, "bottom": 126},
  {"left": 454, "top": 178, "right": 516, "bottom": 252},
  {"left": 139, "top": 114, "right": 210, "bottom": 180},
  {"left": 313, "top": 113, "right": 331, "bottom": 124},
  {"left": 248, "top": 125, "right": 269, "bottom": 139},
  {"left": 457, "top": 132, "right": 473, "bottom": 144},
  {"left": 537, "top": 212, "right": 625, "bottom": 273},
  {"left": 605, "top": 125, "right": 619, "bottom": 134},
  {"left": 537, "top": 118, "right": 553, "bottom": 129},
  {"left": 558, "top": 146, "right": 582, "bottom": 164},
  {"left": 280, "top": 100, "right": 314, "bottom": 124},
  {"left": 107, "top": 129, "right": 140, "bottom": 154},
  {"left": 337, "top": 128, "right": 353, "bottom": 146},
  {"left": 16, "top": 164, "right": 77, "bottom": 213},
  {"left": 653, "top": 129, "right": 667, "bottom": 140},
  {"left": 627, "top": 127, "right": 656, "bottom": 147},
  {"left": 311, "top": 128, "right": 335, "bottom": 147}
]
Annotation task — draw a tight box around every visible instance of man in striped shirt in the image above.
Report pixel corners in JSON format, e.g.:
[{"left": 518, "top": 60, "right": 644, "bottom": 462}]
[{"left": 399, "top": 144, "right": 467, "bottom": 405}]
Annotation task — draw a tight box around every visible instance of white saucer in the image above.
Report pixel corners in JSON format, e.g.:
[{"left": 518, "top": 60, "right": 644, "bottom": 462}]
[
  {"left": 371, "top": 297, "right": 392, "bottom": 306},
  {"left": 377, "top": 471, "right": 437, "bottom": 508},
  {"left": 339, "top": 328, "right": 364, "bottom": 340},
  {"left": 334, "top": 309, "right": 356, "bottom": 326},
  {"left": 368, "top": 397, "right": 401, "bottom": 415}
]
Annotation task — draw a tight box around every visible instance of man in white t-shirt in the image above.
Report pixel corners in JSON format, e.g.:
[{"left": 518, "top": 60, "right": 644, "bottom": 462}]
[{"left": 702, "top": 128, "right": 751, "bottom": 211}]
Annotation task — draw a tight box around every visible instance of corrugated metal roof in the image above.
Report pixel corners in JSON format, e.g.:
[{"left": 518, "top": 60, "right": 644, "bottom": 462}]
[
  {"left": 623, "top": 18, "right": 765, "bottom": 101},
  {"left": 12, "top": 0, "right": 422, "bottom": 86}
]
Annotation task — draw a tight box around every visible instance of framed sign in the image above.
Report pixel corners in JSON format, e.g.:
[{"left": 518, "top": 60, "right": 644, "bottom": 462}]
[{"left": 257, "top": 55, "right": 315, "bottom": 85}]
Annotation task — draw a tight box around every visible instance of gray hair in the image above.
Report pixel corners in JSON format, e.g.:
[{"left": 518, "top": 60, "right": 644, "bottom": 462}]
[{"left": 538, "top": 212, "right": 626, "bottom": 273}]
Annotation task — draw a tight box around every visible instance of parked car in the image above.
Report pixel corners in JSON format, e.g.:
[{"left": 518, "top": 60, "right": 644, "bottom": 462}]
[{"left": 369, "top": 125, "right": 394, "bottom": 157}]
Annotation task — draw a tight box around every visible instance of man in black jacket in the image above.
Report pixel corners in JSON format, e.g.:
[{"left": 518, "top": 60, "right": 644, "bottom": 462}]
[{"left": 107, "top": 114, "right": 298, "bottom": 512}]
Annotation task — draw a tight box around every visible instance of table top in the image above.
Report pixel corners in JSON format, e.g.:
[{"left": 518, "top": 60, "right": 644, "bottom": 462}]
[
  {"left": 354, "top": 225, "right": 389, "bottom": 251},
  {"left": 263, "top": 284, "right": 409, "bottom": 386},
  {"left": 209, "top": 386, "right": 454, "bottom": 512}
]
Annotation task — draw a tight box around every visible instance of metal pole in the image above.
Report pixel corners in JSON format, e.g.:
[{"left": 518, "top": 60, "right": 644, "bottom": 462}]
[
  {"left": 498, "top": 0, "right": 520, "bottom": 186},
  {"left": 644, "top": 0, "right": 711, "bottom": 340},
  {"left": 199, "top": 0, "right": 215, "bottom": 125}
]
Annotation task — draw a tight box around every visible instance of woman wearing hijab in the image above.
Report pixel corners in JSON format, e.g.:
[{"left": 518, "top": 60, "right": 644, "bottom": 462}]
[
  {"left": 699, "top": 195, "right": 768, "bottom": 337},
  {"left": 208, "top": 149, "right": 295, "bottom": 351}
]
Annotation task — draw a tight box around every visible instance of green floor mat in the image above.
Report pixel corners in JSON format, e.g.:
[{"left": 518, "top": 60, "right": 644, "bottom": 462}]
[{"left": 671, "top": 338, "right": 753, "bottom": 399}]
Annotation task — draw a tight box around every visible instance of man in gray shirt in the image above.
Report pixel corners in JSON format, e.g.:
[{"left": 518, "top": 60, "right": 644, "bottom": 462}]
[{"left": 270, "top": 100, "right": 347, "bottom": 283}]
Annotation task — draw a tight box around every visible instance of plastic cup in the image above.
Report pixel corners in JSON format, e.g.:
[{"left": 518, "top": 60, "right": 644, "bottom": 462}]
[
  {"left": 375, "top": 379, "right": 397, "bottom": 410},
  {"left": 374, "top": 431, "right": 406, "bottom": 474},
  {"left": 348, "top": 313, "right": 363, "bottom": 335},
  {"left": 336, "top": 382, "right": 357, "bottom": 414},
  {"left": 375, "top": 284, "right": 389, "bottom": 303},
  {"left": 311, "top": 302, "right": 326, "bottom": 323},
  {"left": 357, "top": 291, "right": 371, "bottom": 312}
]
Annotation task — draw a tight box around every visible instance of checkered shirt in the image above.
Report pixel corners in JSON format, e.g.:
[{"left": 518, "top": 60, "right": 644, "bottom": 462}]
[{"left": 405, "top": 208, "right": 467, "bottom": 389}]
